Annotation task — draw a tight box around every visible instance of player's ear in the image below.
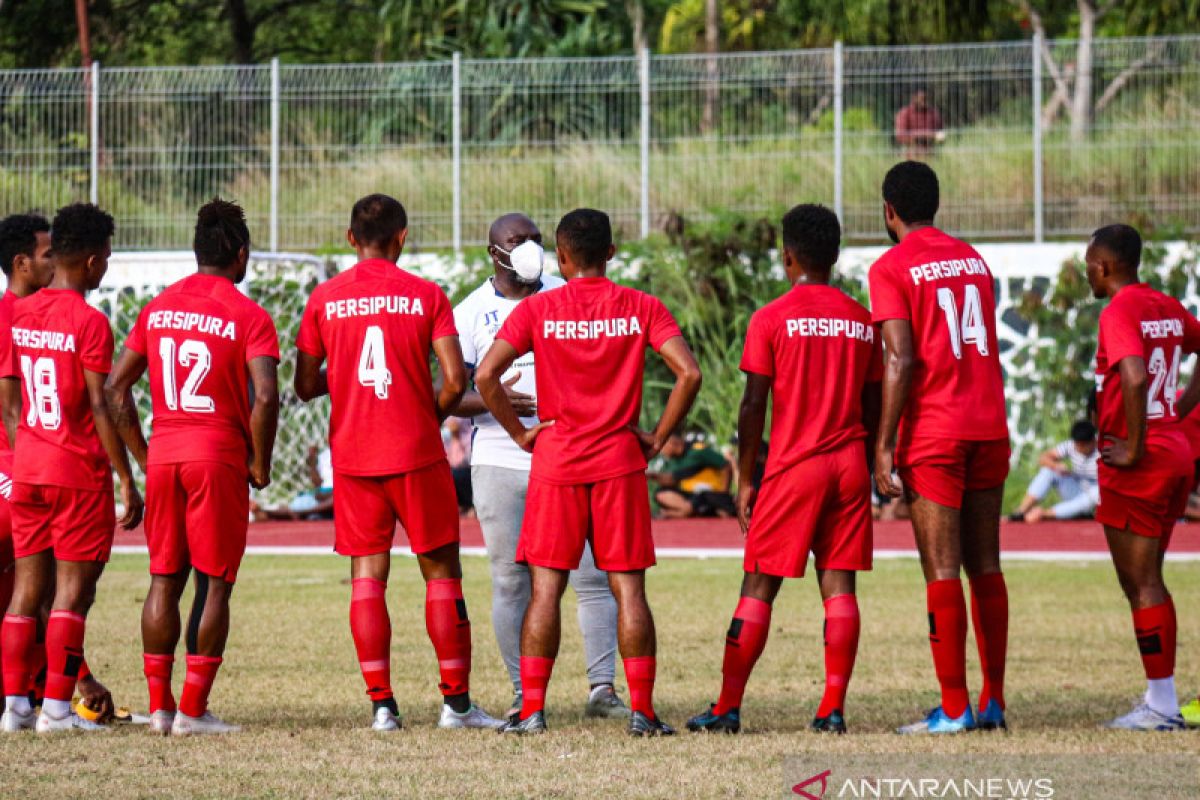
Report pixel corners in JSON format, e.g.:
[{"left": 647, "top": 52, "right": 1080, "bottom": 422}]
[
  {"left": 346, "top": 228, "right": 358, "bottom": 250},
  {"left": 397, "top": 228, "right": 409, "bottom": 249},
  {"left": 605, "top": 243, "right": 616, "bottom": 263}
]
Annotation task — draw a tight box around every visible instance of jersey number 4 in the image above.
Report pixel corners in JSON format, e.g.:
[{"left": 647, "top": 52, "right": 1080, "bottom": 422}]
[
  {"left": 937, "top": 285, "right": 989, "bottom": 360},
  {"left": 20, "top": 356, "right": 61, "bottom": 430},
  {"left": 358, "top": 325, "right": 392, "bottom": 399},
  {"left": 159, "top": 337, "right": 215, "bottom": 413},
  {"left": 1147, "top": 344, "right": 1182, "bottom": 420}
]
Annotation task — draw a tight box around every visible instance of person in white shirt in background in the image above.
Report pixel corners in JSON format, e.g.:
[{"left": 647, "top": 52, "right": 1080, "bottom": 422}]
[
  {"left": 1009, "top": 420, "right": 1100, "bottom": 522},
  {"left": 451, "top": 213, "right": 628, "bottom": 719}
]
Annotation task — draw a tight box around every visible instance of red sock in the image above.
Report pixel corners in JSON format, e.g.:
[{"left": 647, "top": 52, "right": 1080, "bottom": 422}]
[
  {"left": 624, "top": 656, "right": 657, "bottom": 717},
  {"left": 519, "top": 655, "right": 555, "bottom": 716},
  {"left": 1132, "top": 599, "right": 1176, "bottom": 680},
  {"left": 817, "top": 594, "right": 860, "bottom": 718},
  {"left": 349, "top": 578, "right": 392, "bottom": 701},
  {"left": 30, "top": 635, "right": 47, "bottom": 702},
  {"left": 926, "top": 579, "right": 969, "bottom": 718},
  {"left": 178, "top": 655, "right": 222, "bottom": 717},
  {"left": 44, "top": 610, "right": 85, "bottom": 702},
  {"left": 969, "top": 572, "right": 1009, "bottom": 710},
  {"left": 1, "top": 614, "right": 36, "bottom": 697},
  {"left": 713, "top": 596, "right": 771, "bottom": 715},
  {"left": 143, "top": 654, "right": 176, "bottom": 714},
  {"left": 425, "top": 578, "right": 471, "bottom": 697}
]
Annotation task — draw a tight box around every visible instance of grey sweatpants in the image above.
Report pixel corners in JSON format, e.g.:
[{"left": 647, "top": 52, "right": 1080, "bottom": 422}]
[{"left": 472, "top": 464, "right": 619, "bottom": 692}]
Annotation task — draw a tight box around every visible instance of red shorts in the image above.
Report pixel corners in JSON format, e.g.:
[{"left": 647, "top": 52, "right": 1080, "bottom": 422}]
[
  {"left": 11, "top": 482, "right": 115, "bottom": 562},
  {"left": 745, "top": 442, "right": 873, "bottom": 578},
  {"left": 1096, "top": 444, "right": 1192, "bottom": 545},
  {"left": 896, "top": 437, "right": 1011, "bottom": 509},
  {"left": 146, "top": 462, "right": 250, "bottom": 583},
  {"left": 519, "top": 471, "right": 654, "bottom": 572},
  {"left": 333, "top": 460, "right": 460, "bottom": 557}
]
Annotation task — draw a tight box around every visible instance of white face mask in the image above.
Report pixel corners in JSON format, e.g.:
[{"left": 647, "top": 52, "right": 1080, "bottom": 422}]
[{"left": 495, "top": 240, "right": 544, "bottom": 284}]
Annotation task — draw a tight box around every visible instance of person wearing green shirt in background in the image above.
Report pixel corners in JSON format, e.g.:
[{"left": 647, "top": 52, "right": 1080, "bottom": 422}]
[{"left": 648, "top": 432, "right": 735, "bottom": 518}]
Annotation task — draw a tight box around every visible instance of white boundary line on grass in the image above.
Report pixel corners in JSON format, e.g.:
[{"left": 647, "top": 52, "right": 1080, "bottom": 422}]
[{"left": 109, "top": 545, "right": 1200, "bottom": 562}]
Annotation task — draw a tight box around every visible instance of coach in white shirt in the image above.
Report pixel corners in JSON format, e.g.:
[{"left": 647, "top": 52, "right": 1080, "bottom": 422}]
[
  {"left": 1010, "top": 420, "right": 1100, "bottom": 522},
  {"left": 452, "top": 213, "right": 627, "bottom": 719}
]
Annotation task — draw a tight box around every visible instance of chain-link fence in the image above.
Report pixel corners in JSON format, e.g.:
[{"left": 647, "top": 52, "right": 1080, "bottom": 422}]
[{"left": 2, "top": 35, "right": 1199, "bottom": 251}]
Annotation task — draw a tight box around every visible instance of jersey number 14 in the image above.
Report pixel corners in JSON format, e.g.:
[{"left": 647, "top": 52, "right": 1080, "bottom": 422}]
[{"left": 937, "top": 285, "right": 989, "bottom": 360}]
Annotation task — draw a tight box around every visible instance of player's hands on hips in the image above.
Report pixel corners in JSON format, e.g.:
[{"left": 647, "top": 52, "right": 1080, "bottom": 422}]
[
  {"left": 736, "top": 484, "right": 756, "bottom": 536},
  {"left": 119, "top": 481, "right": 144, "bottom": 530},
  {"left": 1101, "top": 437, "right": 1141, "bottom": 468},
  {"left": 77, "top": 674, "right": 115, "bottom": 723},
  {"left": 628, "top": 425, "right": 664, "bottom": 460},
  {"left": 249, "top": 461, "right": 271, "bottom": 490},
  {"left": 503, "top": 372, "right": 538, "bottom": 418},
  {"left": 874, "top": 446, "right": 903, "bottom": 498},
  {"left": 514, "top": 420, "right": 554, "bottom": 453}
]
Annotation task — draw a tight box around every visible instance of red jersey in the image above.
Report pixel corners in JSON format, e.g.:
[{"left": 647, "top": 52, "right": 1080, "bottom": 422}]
[
  {"left": 124, "top": 273, "right": 280, "bottom": 468},
  {"left": 8, "top": 289, "right": 114, "bottom": 490},
  {"left": 868, "top": 227, "right": 1008, "bottom": 441},
  {"left": 741, "top": 283, "right": 882, "bottom": 481},
  {"left": 496, "top": 276, "right": 682, "bottom": 485},
  {"left": 296, "top": 258, "right": 456, "bottom": 476},
  {"left": 0, "top": 291, "right": 17, "bottom": 453},
  {"left": 1095, "top": 283, "right": 1200, "bottom": 459},
  {"left": 1177, "top": 392, "right": 1200, "bottom": 462}
]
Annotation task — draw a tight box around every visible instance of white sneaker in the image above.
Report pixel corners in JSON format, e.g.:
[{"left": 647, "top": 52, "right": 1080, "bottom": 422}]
[
  {"left": 372, "top": 706, "right": 402, "bottom": 732},
  {"left": 171, "top": 711, "right": 241, "bottom": 736},
  {"left": 438, "top": 703, "right": 505, "bottom": 730},
  {"left": 1, "top": 707, "right": 36, "bottom": 732},
  {"left": 1104, "top": 702, "right": 1185, "bottom": 732},
  {"left": 35, "top": 710, "right": 108, "bottom": 733},
  {"left": 148, "top": 709, "right": 176, "bottom": 736}
]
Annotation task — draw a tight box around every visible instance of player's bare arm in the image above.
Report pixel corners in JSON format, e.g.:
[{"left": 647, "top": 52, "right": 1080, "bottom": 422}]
[
  {"left": 629, "top": 335, "right": 702, "bottom": 460},
  {"left": 431, "top": 335, "right": 467, "bottom": 422},
  {"left": 1037, "top": 445, "right": 1068, "bottom": 474},
  {"left": 248, "top": 355, "right": 280, "bottom": 490},
  {"left": 104, "top": 346, "right": 150, "bottom": 471},
  {"left": 452, "top": 371, "right": 536, "bottom": 418},
  {"left": 0, "top": 374, "right": 20, "bottom": 450},
  {"left": 861, "top": 379, "right": 882, "bottom": 469},
  {"left": 477, "top": 338, "right": 551, "bottom": 452},
  {"left": 875, "top": 319, "right": 914, "bottom": 497},
  {"left": 735, "top": 371, "right": 771, "bottom": 535},
  {"left": 294, "top": 350, "right": 329, "bottom": 401},
  {"left": 85, "top": 368, "right": 144, "bottom": 530},
  {"left": 1102, "top": 356, "right": 1148, "bottom": 468},
  {"left": 1176, "top": 362, "right": 1200, "bottom": 421}
]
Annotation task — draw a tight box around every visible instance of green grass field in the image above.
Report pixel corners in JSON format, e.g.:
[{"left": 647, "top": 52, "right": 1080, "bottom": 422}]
[{"left": 2, "top": 554, "right": 1199, "bottom": 798}]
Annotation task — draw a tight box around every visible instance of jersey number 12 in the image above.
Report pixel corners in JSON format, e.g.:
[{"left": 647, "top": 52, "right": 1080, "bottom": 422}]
[
  {"left": 937, "top": 285, "right": 989, "bottom": 360},
  {"left": 159, "top": 337, "right": 215, "bottom": 413}
]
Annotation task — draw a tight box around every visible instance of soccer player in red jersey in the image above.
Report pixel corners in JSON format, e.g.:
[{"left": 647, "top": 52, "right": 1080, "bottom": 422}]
[
  {"left": 477, "top": 208, "right": 702, "bottom": 736},
  {"left": 686, "top": 205, "right": 880, "bottom": 735},
  {"left": 0, "top": 203, "right": 143, "bottom": 733},
  {"left": 869, "top": 162, "right": 1011, "bottom": 734},
  {"left": 105, "top": 199, "right": 280, "bottom": 736},
  {"left": 1086, "top": 224, "right": 1198, "bottom": 731},
  {"left": 295, "top": 194, "right": 500, "bottom": 731}
]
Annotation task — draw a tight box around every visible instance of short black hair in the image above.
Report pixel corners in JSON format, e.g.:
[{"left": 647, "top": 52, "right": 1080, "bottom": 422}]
[
  {"left": 1070, "top": 419, "right": 1096, "bottom": 443},
  {"left": 0, "top": 213, "right": 50, "bottom": 276},
  {"left": 555, "top": 208, "right": 612, "bottom": 268},
  {"left": 51, "top": 203, "right": 114, "bottom": 258},
  {"left": 1090, "top": 224, "right": 1141, "bottom": 271},
  {"left": 194, "top": 197, "right": 250, "bottom": 268},
  {"left": 781, "top": 204, "right": 840, "bottom": 271},
  {"left": 350, "top": 194, "right": 407, "bottom": 247},
  {"left": 882, "top": 161, "right": 940, "bottom": 224}
]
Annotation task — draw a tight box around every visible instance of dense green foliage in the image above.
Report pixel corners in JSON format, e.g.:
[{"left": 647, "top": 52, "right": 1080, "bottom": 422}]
[{"left": 3, "top": 1, "right": 1199, "bottom": 68}]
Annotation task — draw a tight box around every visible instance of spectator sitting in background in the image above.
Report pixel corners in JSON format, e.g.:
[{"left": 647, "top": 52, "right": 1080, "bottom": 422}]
[
  {"left": 648, "top": 431, "right": 735, "bottom": 518},
  {"left": 443, "top": 417, "right": 474, "bottom": 516},
  {"left": 1009, "top": 420, "right": 1099, "bottom": 523},
  {"left": 895, "top": 88, "right": 944, "bottom": 160},
  {"left": 252, "top": 445, "right": 334, "bottom": 521}
]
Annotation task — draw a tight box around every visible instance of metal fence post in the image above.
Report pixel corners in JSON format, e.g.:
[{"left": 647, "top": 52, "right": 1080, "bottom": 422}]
[
  {"left": 639, "top": 47, "right": 651, "bottom": 239},
  {"left": 270, "top": 57, "right": 280, "bottom": 252},
  {"left": 1032, "top": 33, "right": 1044, "bottom": 243},
  {"left": 833, "top": 41, "right": 844, "bottom": 224},
  {"left": 89, "top": 61, "right": 99, "bottom": 205},
  {"left": 452, "top": 53, "right": 463, "bottom": 258}
]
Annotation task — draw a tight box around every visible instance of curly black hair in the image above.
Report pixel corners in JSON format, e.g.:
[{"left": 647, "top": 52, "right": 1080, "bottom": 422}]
[
  {"left": 882, "top": 161, "right": 940, "bottom": 225},
  {"left": 1090, "top": 223, "right": 1142, "bottom": 271},
  {"left": 0, "top": 213, "right": 50, "bottom": 276},
  {"left": 350, "top": 194, "right": 407, "bottom": 248},
  {"left": 555, "top": 208, "right": 612, "bottom": 268},
  {"left": 194, "top": 197, "right": 250, "bottom": 267},
  {"left": 51, "top": 203, "right": 115, "bottom": 258},
  {"left": 781, "top": 204, "right": 840, "bottom": 271}
]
